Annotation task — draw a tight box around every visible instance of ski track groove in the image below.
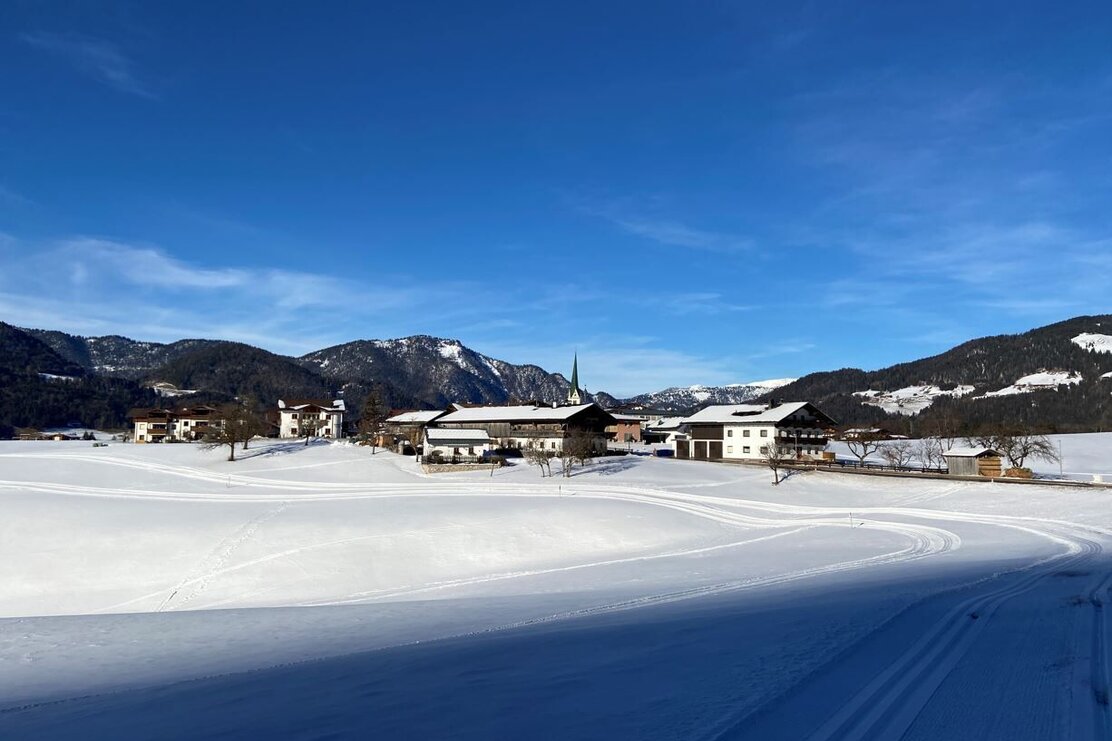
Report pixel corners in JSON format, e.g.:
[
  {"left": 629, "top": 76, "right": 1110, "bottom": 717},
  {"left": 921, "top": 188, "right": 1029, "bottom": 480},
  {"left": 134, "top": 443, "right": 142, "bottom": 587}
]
[
  {"left": 156, "top": 504, "right": 288, "bottom": 612},
  {"left": 4, "top": 449, "right": 1111, "bottom": 736}
]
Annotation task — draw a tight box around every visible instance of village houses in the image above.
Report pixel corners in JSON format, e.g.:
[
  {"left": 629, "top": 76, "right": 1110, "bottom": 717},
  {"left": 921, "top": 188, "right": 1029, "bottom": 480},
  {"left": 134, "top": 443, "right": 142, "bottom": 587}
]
[{"left": 130, "top": 405, "right": 223, "bottom": 443}]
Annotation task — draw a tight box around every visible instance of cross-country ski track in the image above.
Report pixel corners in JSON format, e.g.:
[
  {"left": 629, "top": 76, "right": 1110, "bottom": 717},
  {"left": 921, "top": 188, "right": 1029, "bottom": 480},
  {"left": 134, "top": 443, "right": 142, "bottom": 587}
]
[{"left": 1, "top": 438, "right": 1109, "bottom": 739}]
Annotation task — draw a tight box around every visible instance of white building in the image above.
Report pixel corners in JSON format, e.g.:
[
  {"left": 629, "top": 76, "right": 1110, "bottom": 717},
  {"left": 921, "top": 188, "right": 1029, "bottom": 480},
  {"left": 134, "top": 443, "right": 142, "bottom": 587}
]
[
  {"left": 130, "top": 405, "right": 222, "bottom": 443},
  {"left": 276, "top": 398, "right": 345, "bottom": 439},
  {"left": 423, "top": 427, "right": 491, "bottom": 461},
  {"left": 643, "top": 416, "right": 689, "bottom": 445},
  {"left": 678, "top": 402, "right": 835, "bottom": 461}
]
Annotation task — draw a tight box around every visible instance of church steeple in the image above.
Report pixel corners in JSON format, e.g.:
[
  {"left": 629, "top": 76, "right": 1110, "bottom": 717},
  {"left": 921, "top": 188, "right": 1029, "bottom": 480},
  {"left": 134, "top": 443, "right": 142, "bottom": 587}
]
[{"left": 566, "top": 352, "right": 582, "bottom": 405}]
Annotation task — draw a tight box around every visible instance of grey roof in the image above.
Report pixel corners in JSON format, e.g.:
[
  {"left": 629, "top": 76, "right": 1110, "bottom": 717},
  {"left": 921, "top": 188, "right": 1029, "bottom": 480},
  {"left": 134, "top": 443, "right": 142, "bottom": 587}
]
[
  {"left": 386, "top": 410, "right": 445, "bottom": 424},
  {"left": 943, "top": 447, "right": 1001, "bottom": 458},
  {"left": 682, "top": 402, "right": 815, "bottom": 425},
  {"left": 436, "top": 403, "right": 600, "bottom": 424},
  {"left": 425, "top": 428, "right": 490, "bottom": 443}
]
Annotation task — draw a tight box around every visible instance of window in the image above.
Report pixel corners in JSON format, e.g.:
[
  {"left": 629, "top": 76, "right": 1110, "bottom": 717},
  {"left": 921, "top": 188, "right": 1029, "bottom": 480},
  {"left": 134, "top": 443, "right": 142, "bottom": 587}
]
[
  {"left": 760, "top": 429, "right": 768, "bottom": 437},
  {"left": 726, "top": 446, "right": 733, "bottom": 454},
  {"left": 760, "top": 446, "right": 768, "bottom": 455},
  {"left": 742, "top": 446, "right": 750, "bottom": 454},
  {"left": 743, "top": 429, "right": 750, "bottom": 437},
  {"left": 727, "top": 429, "right": 733, "bottom": 437}
]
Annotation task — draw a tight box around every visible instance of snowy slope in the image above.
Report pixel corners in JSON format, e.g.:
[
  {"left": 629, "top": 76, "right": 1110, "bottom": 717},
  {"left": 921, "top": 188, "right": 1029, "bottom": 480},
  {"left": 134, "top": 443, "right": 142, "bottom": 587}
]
[
  {"left": 980, "top": 369, "right": 1083, "bottom": 397},
  {"left": 854, "top": 384, "right": 976, "bottom": 415},
  {"left": 2, "top": 439, "right": 1111, "bottom": 738},
  {"left": 1072, "top": 332, "right": 1112, "bottom": 354},
  {"left": 622, "top": 378, "right": 797, "bottom": 412}
]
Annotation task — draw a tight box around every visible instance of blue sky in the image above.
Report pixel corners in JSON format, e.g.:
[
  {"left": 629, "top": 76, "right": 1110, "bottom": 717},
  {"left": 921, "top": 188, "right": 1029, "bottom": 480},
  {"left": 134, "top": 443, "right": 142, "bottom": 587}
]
[{"left": 2, "top": 2, "right": 1110, "bottom": 396}]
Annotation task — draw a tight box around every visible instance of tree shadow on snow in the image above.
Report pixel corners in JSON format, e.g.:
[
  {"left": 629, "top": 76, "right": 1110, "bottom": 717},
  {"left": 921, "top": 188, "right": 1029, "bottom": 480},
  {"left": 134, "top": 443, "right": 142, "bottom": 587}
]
[{"left": 236, "top": 439, "right": 331, "bottom": 460}]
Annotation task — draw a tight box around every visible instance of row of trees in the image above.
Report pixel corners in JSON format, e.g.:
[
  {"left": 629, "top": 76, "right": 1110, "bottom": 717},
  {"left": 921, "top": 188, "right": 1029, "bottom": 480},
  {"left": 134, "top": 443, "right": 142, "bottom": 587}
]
[
  {"left": 524, "top": 432, "right": 600, "bottom": 478},
  {"left": 760, "top": 420, "right": 1065, "bottom": 486}
]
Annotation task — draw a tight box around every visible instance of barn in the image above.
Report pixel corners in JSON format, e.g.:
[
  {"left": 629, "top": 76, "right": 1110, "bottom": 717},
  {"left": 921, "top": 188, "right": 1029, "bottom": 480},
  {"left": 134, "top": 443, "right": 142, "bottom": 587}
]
[{"left": 943, "top": 447, "right": 1004, "bottom": 477}]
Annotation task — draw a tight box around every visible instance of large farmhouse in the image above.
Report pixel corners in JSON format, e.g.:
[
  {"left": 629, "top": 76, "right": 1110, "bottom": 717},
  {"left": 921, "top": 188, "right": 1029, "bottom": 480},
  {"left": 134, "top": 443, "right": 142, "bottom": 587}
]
[
  {"left": 677, "top": 401, "right": 835, "bottom": 461},
  {"left": 431, "top": 402, "right": 616, "bottom": 453},
  {"left": 130, "top": 405, "right": 222, "bottom": 443},
  {"left": 275, "top": 399, "right": 345, "bottom": 439},
  {"left": 384, "top": 410, "right": 447, "bottom": 446}
]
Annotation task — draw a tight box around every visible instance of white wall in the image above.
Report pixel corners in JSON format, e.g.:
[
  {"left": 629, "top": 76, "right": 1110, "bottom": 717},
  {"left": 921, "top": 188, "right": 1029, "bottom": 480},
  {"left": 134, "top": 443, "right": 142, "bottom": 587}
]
[
  {"left": 425, "top": 441, "right": 491, "bottom": 458},
  {"left": 720, "top": 424, "right": 827, "bottom": 460},
  {"left": 280, "top": 410, "right": 343, "bottom": 439}
]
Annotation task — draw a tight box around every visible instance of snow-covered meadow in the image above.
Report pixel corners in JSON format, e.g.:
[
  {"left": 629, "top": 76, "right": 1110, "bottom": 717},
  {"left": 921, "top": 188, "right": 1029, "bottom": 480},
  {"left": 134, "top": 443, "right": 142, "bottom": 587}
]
[{"left": 1, "top": 437, "right": 1110, "bottom": 739}]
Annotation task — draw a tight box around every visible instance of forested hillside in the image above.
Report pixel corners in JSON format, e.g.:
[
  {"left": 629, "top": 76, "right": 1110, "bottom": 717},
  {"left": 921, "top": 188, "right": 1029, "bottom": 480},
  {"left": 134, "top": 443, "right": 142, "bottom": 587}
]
[
  {"left": 761, "top": 315, "right": 1112, "bottom": 433},
  {"left": 0, "top": 323, "right": 159, "bottom": 434}
]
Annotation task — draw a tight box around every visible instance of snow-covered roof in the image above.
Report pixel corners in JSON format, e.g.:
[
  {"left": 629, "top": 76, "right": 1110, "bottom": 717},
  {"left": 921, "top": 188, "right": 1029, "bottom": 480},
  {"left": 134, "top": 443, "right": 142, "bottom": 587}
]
[
  {"left": 643, "top": 417, "right": 687, "bottom": 431},
  {"left": 610, "top": 414, "right": 644, "bottom": 422},
  {"left": 436, "top": 403, "right": 602, "bottom": 424},
  {"left": 943, "top": 447, "right": 1001, "bottom": 458},
  {"left": 681, "top": 404, "right": 766, "bottom": 424},
  {"left": 386, "top": 410, "right": 445, "bottom": 424},
  {"left": 425, "top": 428, "right": 490, "bottom": 443},
  {"left": 682, "top": 402, "right": 815, "bottom": 425},
  {"left": 278, "top": 399, "right": 345, "bottom": 412}
]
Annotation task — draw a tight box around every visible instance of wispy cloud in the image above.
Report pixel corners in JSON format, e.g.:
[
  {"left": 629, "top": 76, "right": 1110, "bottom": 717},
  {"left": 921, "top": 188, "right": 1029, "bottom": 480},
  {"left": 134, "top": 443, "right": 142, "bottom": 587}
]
[
  {"left": 609, "top": 216, "right": 751, "bottom": 251},
  {"left": 570, "top": 195, "right": 753, "bottom": 252},
  {"left": 0, "top": 184, "right": 35, "bottom": 208},
  {"left": 665, "top": 292, "right": 756, "bottom": 315},
  {"left": 20, "top": 32, "right": 156, "bottom": 98},
  {"left": 0, "top": 237, "right": 448, "bottom": 354}
]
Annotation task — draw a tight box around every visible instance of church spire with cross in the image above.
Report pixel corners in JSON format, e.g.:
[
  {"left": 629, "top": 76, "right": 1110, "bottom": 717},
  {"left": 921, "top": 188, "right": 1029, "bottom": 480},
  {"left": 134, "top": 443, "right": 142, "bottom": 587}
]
[{"left": 566, "top": 352, "right": 582, "bottom": 405}]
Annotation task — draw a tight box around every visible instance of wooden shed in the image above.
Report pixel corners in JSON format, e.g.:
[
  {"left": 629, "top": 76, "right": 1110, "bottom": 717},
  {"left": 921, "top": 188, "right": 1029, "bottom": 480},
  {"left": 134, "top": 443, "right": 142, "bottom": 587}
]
[{"left": 943, "top": 447, "right": 1003, "bottom": 478}]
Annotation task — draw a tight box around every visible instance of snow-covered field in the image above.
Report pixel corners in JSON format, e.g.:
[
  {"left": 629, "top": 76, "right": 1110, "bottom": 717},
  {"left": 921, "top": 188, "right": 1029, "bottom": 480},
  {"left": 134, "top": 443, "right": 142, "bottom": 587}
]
[{"left": 1, "top": 438, "right": 1110, "bottom": 739}]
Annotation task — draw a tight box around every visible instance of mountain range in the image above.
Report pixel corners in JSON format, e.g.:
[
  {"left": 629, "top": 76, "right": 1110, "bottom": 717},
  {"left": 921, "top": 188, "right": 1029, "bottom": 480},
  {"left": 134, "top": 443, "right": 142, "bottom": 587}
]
[{"left": 2, "top": 314, "right": 1111, "bottom": 434}]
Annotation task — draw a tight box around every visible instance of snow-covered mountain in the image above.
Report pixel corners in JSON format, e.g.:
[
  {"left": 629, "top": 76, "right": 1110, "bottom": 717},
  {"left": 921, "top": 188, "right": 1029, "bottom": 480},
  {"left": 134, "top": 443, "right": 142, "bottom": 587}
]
[
  {"left": 25, "top": 329, "right": 590, "bottom": 410},
  {"left": 25, "top": 330, "right": 219, "bottom": 379},
  {"left": 299, "top": 336, "right": 585, "bottom": 407},
  {"left": 620, "top": 379, "right": 797, "bottom": 413}
]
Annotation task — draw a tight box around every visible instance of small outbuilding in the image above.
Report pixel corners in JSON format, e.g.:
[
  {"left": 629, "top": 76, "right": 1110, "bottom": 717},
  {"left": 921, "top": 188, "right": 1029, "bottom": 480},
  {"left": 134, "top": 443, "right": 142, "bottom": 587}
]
[
  {"left": 423, "top": 427, "right": 491, "bottom": 462},
  {"left": 943, "top": 447, "right": 1003, "bottom": 478}
]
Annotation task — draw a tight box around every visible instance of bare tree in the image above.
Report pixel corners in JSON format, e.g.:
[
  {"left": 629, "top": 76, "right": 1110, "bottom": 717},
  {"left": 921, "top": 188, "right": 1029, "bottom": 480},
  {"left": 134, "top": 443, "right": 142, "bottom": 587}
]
[
  {"left": 843, "top": 428, "right": 885, "bottom": 465},
  {"left": 922, "top": 409, "right": 962, "bottom": 451},
  {"left": 238, "top": 396, "right": 268, "bottom": 451},
  {"left": 202, "top": 403, "right": 255, "bottom": 461},
  {"left": 969, "top": 427, "right": 1060, "bottom": 469},
  {"left": 764, "top": 440, "right": 792, "bottom": 485},
  {"left": 879, "top": 439, "right": 915, "bottom": 469},
  {"left": 524, "top": 442, "right": 554, "bottom": 477},
  {"left": 300, "top": 415, "right": 325, "bottom": 446},
  {"left": 916, "top": 436, "right": 946, "bottom": 470},
  {"left": 559, "top": 431, "right": 598, "bottom": 478},
  {"left": 358, "top": 386, "right": 388, "bottom": 454}
]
